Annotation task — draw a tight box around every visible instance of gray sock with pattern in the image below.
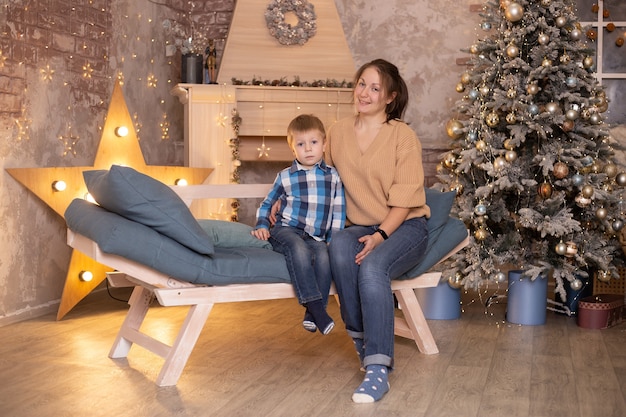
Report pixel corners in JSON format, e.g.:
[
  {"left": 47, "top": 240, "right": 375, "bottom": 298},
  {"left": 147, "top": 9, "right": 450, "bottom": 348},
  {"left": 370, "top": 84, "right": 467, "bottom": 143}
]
[{"left": 352, "top": 364, "right": 390, "bottom": 403}]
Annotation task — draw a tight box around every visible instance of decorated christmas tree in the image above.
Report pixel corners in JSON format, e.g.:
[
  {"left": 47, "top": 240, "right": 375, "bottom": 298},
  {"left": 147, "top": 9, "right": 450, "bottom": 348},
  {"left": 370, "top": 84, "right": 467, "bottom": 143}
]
[{"left": 438, "top": 0, "right": 625, "bottom": 299}]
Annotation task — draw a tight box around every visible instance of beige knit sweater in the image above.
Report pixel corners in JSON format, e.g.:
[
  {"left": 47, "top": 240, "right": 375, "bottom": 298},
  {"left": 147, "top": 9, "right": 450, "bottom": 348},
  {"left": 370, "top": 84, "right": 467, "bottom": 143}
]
[{"left": 326, "top": 116, "right": 430, "bottom": 226}]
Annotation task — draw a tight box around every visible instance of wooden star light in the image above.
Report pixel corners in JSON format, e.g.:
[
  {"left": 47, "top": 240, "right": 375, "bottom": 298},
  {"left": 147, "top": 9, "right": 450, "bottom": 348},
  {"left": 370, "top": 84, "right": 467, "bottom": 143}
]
[{"left": 7, "top": 82, "right": 213, "bottom": 319}]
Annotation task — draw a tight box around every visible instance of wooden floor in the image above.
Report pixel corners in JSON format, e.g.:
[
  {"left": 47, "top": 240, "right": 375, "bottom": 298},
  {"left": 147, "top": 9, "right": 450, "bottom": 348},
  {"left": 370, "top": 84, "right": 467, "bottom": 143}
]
[{"left": 0, "top": 287, "right": 625, "bottom": 417}]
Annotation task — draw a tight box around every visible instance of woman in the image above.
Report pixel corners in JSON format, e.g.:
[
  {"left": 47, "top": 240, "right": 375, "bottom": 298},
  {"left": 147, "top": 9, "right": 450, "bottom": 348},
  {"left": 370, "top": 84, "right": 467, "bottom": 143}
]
[{"left": 326, "top": 59, "right": 430, "bottom": 403}]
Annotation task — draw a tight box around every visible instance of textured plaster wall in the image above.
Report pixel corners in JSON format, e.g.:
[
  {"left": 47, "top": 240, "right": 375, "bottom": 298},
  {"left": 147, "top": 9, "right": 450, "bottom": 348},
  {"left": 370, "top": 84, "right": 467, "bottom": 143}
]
[{"left": 0, "top": 0, "right": 478, "bottom": 323}]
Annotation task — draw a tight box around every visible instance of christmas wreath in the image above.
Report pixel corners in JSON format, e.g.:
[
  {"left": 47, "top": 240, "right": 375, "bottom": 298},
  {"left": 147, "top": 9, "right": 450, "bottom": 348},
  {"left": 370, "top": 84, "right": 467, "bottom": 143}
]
[{"left": 264, "top": 0, "right": 317, "bottom": 46}]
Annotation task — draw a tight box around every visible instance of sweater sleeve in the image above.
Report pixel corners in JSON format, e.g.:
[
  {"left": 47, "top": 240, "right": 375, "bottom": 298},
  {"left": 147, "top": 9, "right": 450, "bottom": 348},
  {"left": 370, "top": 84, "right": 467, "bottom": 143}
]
[{"left": 387, "top": 123, "right": 427, "bottom": 212}]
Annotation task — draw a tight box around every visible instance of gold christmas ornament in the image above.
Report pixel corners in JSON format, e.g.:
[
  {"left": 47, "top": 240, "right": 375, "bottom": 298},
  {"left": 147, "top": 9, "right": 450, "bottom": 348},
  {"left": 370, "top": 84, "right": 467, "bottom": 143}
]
[
  {"left": 545, "top": 102, "right": 560, "bottom": 114},
  {"left": 475, "top": 139, "right": 487, "bottom": 151},
  {"left": 456, "top": 82, "right": 465, "bottom": 93},
  {"left": 446, "top": 119, "right": 464, "bottom": 139},
  {"left": 556, "top": 16, "right": 567, "bottom": 28},
  {"left": 526, "top": 83, "right": 540, "bottom": 95},
  {"left": 604, "top": 163, "right": 618, "bottom": 178},
  {"left": 485, "top": 112, "right": 500, "bottom": 127},
  {"left": 581, "top": 184, "right": 594, "bottom": 198},
  {"left": 616, "top": 172, "right": 626, "bottom": 186},
  {"left": 583, "top": 56, "right": 594, "bottom": 68},
  {"left": 448, "top": 272, "right": 464, "bottom": 289},
  {"left": 504, "top": 138, "right": 515, "bottom": 150},
  {"left": 562, "top": 120, "right": 574, "bottom": 132},
  {"left": 505, "top": 2, "right": 524, "bottom": 22},
  {"left": 553, "top": 161, "right": 569, "bottom": 179},
  {"left": 443, "top": 152, "right": 457, "bottom": 168},
  {"left": 538, "top": 182, "right": 553, "bottom": 198},
  {"left": 596, "top": 207, "right": 608, "bottom": 220},
  {"left": 506, "top": 112, "right": 517, "bottom": 124},
  {"left": 474, "top": 227, "right": 489, "bottom": 241},
  {"left": 506, "top": 44, "right": 519, "bottom": 58},
  {"left": 505, "top": 149, "right": 518, "bottom": 162},
  {"left": 493, "top": 156, "right": 507, "bottom": 171},
  {"left": 538, "top": 33, "right": 549, "bottom": 45},
  {"left": 555, "top": 241, "right": 567, "bottom": 255},
  {"left": 570, "top": 28, "right": 582, "bottom": 41},
  {"left": 461, "top": 72, "right": 471, "bottom": 84},
  {"left": 597, "top": 270, "right": 611, "bottom": 283},
  {"left": 450, "top": 180, "right": 464, "bottom": 194}
]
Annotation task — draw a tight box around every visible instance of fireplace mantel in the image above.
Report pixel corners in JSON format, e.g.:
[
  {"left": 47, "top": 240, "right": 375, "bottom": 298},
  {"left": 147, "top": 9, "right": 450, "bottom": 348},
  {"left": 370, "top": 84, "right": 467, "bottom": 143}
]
[
  {"left": 172, "top": 82, "right": 354, "bottom": 164},
  {"left": 171, "top": 83, "right": 354, "bottom": 217}
]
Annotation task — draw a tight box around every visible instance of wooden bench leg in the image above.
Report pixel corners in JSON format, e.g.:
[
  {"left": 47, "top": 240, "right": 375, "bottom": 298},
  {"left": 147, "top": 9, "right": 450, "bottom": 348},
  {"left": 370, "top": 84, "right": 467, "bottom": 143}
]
[
  {"left": 156, "top": 303, "right": 213, "bottom": 386},
  {"left": 393, "top": 287, "right": 439, "bottom": 355},
  {"left": 109, "top": 286, "right": 153, "bottom": 359}
]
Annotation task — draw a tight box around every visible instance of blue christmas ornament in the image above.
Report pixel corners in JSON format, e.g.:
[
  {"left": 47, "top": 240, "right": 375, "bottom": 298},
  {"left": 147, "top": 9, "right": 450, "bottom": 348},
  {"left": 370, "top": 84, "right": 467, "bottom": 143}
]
[
  {"left": 572, "top": 173, "right": 585, "bottom": 186},
  {"left": 566, "top": 77, "right": 577, "bottom": 87}
]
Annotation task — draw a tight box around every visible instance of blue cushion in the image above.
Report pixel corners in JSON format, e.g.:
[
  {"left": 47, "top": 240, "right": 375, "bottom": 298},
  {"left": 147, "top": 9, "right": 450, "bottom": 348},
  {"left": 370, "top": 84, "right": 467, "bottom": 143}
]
[
  {"left": 394, "top": 188, "right": 465, "bottom": 280},
  {"left": 83, "top": 165, "right": 214, "bottom": 255},
  {"left": 397, "top": 217, "right": 467, "bottom": 280},
  {"left": 424, "top": 187, "right": 456, "bottom": 235},
  {"left": 65, "top": 199, "right": 290, "bottom": 285},
  {"left": 197, "top": 219, "right": 272, "bottom": 249}
]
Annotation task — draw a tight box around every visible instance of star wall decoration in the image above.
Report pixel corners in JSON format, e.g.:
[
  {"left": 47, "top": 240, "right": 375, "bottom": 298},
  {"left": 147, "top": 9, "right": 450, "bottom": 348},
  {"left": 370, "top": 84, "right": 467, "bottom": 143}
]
[{"left": 6, "top": 81, "right": 213, "bottom": 319}]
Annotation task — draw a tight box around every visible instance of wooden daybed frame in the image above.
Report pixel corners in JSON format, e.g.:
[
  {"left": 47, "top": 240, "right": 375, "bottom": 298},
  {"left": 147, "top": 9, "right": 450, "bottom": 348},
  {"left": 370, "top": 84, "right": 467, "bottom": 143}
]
[{"left": 66, "top": 184, "right": 469, "bottom": 387}]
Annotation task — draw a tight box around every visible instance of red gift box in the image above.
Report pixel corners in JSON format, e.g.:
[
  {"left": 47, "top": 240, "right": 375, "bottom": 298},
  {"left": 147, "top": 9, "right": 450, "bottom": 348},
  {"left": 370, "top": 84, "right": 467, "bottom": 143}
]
[{"left": 577, "top": 294, "right": 624, "bottom": 329}]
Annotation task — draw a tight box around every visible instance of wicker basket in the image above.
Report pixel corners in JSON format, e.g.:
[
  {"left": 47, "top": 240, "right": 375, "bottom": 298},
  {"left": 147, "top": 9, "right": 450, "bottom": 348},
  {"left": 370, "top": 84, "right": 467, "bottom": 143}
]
[{"left": 593, "top": 268, "right": 626, "bottom": 298}]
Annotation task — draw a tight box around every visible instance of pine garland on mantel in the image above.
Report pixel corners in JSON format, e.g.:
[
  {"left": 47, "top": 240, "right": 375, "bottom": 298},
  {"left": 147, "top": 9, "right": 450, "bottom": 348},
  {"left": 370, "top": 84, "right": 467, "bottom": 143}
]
[{"left": 230, "top": 77, "right": 353, "bottom": 88}]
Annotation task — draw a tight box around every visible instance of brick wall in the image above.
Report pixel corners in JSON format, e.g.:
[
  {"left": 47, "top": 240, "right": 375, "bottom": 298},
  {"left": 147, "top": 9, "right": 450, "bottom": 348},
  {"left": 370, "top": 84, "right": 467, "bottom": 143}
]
[
  {"left": 0, "top": 0, "right": 112, "bottom": 117},
  {"left": 0, "top": 0, "right": 236, "bottom": 120}
]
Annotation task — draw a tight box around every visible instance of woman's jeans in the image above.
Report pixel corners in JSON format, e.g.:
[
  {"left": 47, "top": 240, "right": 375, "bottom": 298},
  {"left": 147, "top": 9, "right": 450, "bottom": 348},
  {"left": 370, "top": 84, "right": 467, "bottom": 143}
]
[
  {"left": 269, "top": 224, "right": 331, "bottom": 306},
  {"left": 329, "top": 217, "right": 428, "bottom": 368}
]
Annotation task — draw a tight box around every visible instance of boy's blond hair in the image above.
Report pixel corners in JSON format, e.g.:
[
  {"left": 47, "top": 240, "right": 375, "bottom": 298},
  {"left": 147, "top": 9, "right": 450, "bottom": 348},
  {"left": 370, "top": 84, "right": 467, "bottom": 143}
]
[{"left": 286, "top": 114, "right": 326, "bottom": 147}]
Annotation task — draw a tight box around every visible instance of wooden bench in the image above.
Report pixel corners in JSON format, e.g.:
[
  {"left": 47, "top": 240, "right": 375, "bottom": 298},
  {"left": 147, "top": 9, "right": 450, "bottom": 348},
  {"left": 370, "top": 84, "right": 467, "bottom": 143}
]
[{"left": 66, "top": 183, "right": 469, "bottom": 386}]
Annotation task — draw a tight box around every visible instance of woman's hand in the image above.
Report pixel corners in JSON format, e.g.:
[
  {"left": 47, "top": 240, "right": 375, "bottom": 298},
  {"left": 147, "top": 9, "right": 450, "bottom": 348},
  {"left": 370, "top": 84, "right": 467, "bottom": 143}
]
[
  {"left": 355, "top": 232, "right": 385, "bottom": 265},
  {"left": 251, "top": 228, "right": 270, "bottom": 241}
]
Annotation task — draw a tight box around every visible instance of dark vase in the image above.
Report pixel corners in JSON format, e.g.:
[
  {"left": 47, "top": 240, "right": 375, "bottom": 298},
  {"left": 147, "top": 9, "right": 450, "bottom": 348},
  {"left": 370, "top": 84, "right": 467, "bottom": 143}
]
[{"left": 181, "top": 53, "right": 203, "bottom": 84}]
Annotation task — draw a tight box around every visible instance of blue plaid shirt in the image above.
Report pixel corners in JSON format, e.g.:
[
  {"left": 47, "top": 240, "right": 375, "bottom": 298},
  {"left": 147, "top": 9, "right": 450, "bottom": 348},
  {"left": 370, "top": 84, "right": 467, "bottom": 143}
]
[{"left": 255, "top": 159, "right": 346, "bottom": 241}]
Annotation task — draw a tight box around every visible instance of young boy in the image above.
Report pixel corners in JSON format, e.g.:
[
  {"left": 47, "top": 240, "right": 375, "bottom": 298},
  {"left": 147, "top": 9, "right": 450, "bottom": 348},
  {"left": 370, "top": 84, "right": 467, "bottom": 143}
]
[{"left": 251, "top": 114, "right": 345, "bottom": 334}]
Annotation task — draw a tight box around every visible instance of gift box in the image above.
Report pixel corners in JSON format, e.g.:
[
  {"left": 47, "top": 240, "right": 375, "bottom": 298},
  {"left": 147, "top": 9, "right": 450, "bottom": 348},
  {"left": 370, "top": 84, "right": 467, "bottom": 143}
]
[{"left": 577, "top": 294, "right": 624, "bottom": 329}]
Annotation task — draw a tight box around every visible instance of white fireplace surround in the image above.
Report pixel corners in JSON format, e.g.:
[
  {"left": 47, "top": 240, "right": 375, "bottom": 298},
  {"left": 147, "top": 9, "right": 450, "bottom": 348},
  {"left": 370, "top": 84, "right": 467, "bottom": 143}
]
[{"left": 171, "top": 83, "right": 355, "bottom": 218}]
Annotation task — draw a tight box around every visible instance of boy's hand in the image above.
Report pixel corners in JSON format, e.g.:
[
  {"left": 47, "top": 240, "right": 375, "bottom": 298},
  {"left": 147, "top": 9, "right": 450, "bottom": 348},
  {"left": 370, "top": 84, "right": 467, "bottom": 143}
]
[
  {"left": 251, "top": 228, "right": 270, "bottom": 240},
  {"left": 269, "top": 200, "right": 281, "bottom": 225}
]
